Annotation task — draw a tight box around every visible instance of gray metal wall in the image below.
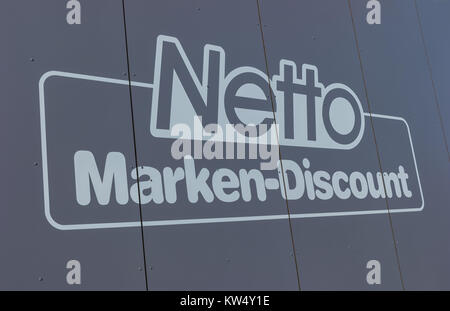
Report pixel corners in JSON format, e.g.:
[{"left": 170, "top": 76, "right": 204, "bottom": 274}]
[{"left": 0, "top": 0, "right": 449, "bottom": 290}]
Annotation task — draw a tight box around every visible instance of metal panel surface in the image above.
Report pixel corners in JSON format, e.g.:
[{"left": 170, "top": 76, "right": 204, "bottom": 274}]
[
  {"left": 123, "top": 0, "right": 299, "bottom": 290},
  {"left": 258, "top": 0, "right": 404, "bottom": 290},
  {"left": 350, "top": 0, "right": 450, "bottom": 289},
  {"left": 0, "top": 0, "right": 449, "bottom": 291},
  {"left": 0, "top": 0, "right": 147, "bottom": 290}
]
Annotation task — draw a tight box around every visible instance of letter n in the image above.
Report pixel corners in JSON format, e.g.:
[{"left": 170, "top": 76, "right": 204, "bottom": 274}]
[{"left": 153, "top": 36, "right": 222, "bottom": 131}]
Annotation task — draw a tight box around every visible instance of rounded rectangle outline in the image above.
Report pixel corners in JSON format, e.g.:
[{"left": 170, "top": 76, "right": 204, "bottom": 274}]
[{"left": 39, "top": 71, "right": 424, "bottom": 230}]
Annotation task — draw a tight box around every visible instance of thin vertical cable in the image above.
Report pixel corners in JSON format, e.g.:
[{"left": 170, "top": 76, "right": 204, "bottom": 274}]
[
  {"left": 256, "top": 0, "right": 302, "bottom": 291},
  {"left": 413, "top": 0, "right": 450, "bottom": 161},
  {"left": 347, "top": 0, "right": 405, "bottom": 290},
  {"left": 121, "top": 0, "right": 149, "bottom": 291}
]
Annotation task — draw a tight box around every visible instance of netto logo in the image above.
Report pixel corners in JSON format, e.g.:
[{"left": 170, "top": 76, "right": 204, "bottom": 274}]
[{"left": 151, "top": 35, "right": 364, "bottom": 150}]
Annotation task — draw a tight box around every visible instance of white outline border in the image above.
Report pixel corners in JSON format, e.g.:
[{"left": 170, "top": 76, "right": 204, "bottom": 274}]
[{"left": 39, "top": 71, "right": 424, "bottom": 230}]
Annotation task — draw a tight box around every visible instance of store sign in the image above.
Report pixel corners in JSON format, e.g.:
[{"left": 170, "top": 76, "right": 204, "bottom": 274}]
[{"left": 39, "top": 35, "right": 423, "bottom": 230}]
